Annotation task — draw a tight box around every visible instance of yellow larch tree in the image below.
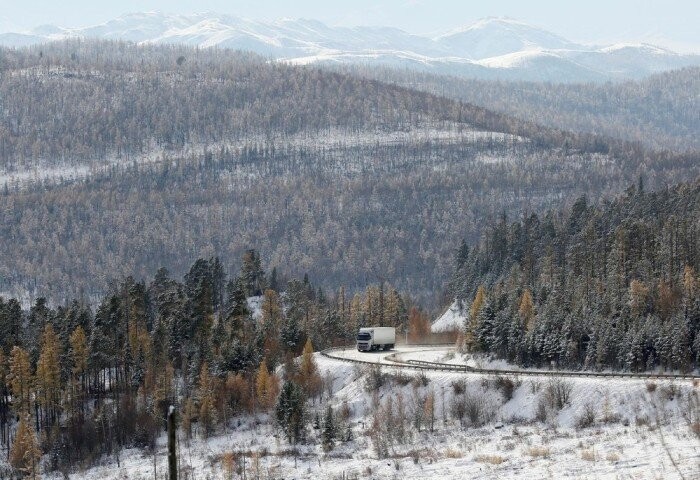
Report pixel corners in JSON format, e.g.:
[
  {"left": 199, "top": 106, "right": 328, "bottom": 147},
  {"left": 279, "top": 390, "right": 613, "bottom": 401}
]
[
  {"left": 36, "top": 323, "right": 62, "bottom": 427},
  {"left": 465, "top": 286, "right": 487, "bottom": 351},
  {"left": 8, "top": 346, "right": 33, "bottom": 415},
  {"left": 298, "top": 339, "right": 322, "bottom": 400},
  {"left": 519, "top": 289, "right": 536, "bottom": 332},
  {"left": 9, "top": 414, "right": 41, "bottom": 478}
]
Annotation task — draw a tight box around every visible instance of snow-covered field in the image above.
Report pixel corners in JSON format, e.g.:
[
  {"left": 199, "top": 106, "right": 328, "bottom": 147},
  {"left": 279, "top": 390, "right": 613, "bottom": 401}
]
[{"left": 42, "top": 351, "right": 700, "bottom": 479}]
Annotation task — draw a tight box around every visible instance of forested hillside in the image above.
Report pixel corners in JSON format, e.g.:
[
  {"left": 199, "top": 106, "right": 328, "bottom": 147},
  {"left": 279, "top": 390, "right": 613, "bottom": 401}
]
[
  {"left": 0, "top": 40, "right": 699, "bottom": 306},
  {"left": 344, "top": 66, "right": 700, "bottom": 152},
  {"left": 450, "top": 178, "right": 700, "bottom": 371},
  {"left": 0, "top": 250, "right": 430, "bottom": 475},
  {"left": 0, "top": 39, "right": 519, "bottom": 170}
]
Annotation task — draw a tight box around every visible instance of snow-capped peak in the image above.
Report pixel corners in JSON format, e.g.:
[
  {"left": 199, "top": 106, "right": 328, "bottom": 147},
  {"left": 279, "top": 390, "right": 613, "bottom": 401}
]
[{"left": 1, "top": 13, "right": 697, "bottom": 83}]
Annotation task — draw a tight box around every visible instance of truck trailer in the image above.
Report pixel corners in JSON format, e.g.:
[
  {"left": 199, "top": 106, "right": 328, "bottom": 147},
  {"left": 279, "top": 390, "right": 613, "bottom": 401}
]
[{"left": 356, "top": 327, "right": 395, "bottom": 351}]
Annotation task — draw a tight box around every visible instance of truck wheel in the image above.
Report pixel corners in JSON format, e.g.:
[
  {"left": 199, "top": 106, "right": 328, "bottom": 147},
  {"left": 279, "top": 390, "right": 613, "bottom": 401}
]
[{"left": 389, "top": 344, "right": 395, "bottom": 350}]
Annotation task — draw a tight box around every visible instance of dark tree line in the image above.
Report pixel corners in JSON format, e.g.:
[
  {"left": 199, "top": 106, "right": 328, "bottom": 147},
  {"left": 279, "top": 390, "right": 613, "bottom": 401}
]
[{"left": 450, "top": 178, "right": 700, "bottom": 371}]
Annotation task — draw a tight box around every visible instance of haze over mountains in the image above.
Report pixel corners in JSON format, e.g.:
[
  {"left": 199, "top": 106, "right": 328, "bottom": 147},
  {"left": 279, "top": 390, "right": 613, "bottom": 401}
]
[{"left": 1, "top": 12, "right": 698, "bottom": 82}]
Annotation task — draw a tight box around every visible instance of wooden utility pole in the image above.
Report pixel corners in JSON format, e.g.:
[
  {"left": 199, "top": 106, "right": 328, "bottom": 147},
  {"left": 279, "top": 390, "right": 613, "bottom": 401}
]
[{"left": 168, "top": 405, "right": 177, "bottom": 480}]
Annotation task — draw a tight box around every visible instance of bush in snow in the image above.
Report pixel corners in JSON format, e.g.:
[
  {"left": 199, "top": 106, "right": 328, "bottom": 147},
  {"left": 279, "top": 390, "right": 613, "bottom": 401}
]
[
  {"left": 544, "top": 379, "right": 573, "bottom": 411},
  {"left": 576, "top": 403, "right": 597, "bottom": 429}
]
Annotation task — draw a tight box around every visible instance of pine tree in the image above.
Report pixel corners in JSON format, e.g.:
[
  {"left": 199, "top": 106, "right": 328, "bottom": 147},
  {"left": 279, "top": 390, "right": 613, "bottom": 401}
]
[
  {"left": 181, "top": 397, "right": 195, "bottom": 440},
  {"left": 280, "top": 314, "right": 304, "bottom": 354},
  {"left": 198, "top": 362, "right": 217, "bottom": 437},
  {"left": 275, "top": 380, "right": 306, "bottom": 444},
  {"left": 383, "top": 288, "right": 404, "bottom": 330},
  {"left": 260, "top": 289, "right": 283, "bottom": 330},
  {"left": 349, "top": 293, "right": 364, "bottom": 332},
  {"left": 321, "top": 404, "right": 336, "bottom": 452},
  {"left": 241, "top": 249, "right": 266, "bottom": 297},
  {"left": 0, "top": 298, "right": 22, "bottom": 354},
  {"left": 628, "top": 279, "right": 649, "bottom": 318}
]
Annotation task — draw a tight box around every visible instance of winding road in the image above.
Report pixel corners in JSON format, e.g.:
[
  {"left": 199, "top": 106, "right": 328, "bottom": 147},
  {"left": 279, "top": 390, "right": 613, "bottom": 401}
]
[{"left": 321, "top": 345, "right": 700, "bottom": 381}]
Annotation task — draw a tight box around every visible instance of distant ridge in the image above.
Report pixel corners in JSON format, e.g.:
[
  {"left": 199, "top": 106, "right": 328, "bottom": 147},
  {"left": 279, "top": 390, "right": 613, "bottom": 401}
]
[{"left": 1, "top": 13, "right": 698, "bottom": 82}]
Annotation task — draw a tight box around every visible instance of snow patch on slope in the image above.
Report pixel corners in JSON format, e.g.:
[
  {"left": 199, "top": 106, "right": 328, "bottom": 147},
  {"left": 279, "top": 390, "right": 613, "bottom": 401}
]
[{"left": 431, "top": 299, "right": 466, "bottom": 332}]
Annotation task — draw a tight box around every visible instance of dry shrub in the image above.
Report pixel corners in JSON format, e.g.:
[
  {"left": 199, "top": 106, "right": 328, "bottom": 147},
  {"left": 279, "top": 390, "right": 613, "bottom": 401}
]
[
  {"left": 661, "top": 383, "right": 680, "bottom": 401},
  {"left": 495, "top": 376, "right": 517, "bottom": 401},
  {"left": 606, "top": 452, "right": 620, "bottom": 462},
  {"left": 445, "top": 448, "right": 463, "bottom": 459},
  {"left": 464, "top": 392, "right": 490, "bottom": 426},
  {"left": 576, "top": 403, "right": 597, "bottom": 429},
  {"left": 526, "top": 446, "right": 551, "bottom": 458},
  {"left": 529, "top": 380, "right": 542, "bottom": 394},
  {"left": 221, "top": 452, "right": 236, "bottom": 478},
  {"left": 386, "top": 371, "right": 412, "bottom": 386},
  {"left": 646, "top": 381, "right": 657, "bottom": 393},
  {"left": 535, "top": 396, "right": 548, "bottom": 423},
  {"left": 580, "top": 449, "right": 597, "bottom": 461},
  {"left": 544, "top": 379, "right": 573, "bottom": 411},
  {"left": 475, "top": 454, "right": 505, "bottom": 464},
  {"left": 452, "top": 380, "right": 466, "bottom": 395},
  {"left": 691, "top": 422, "right": 700, "bottom": 436},
  {"left": 364, "top": 365, "right": 387, "bottom": 392},
  {"left": 412, "top": 371, "right": 430, "bottom": 388},
  {"left": 635, "top": 415, "right": 650, "bottom": 427}
]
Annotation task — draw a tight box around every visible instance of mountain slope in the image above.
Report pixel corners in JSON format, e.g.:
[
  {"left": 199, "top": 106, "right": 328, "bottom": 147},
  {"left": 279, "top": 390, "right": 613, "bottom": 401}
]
[
  {"left": 434, "top": 17, "right": 578, "bottom": 59},
  {"left": 343, "top": 65, "right": 700, "bottom": 152},
  {"left": 1, "top": 13, "right": 697, "bottom": 82},
  {"left": 0, "top": 41, "right": 698, "bottom": 307}
]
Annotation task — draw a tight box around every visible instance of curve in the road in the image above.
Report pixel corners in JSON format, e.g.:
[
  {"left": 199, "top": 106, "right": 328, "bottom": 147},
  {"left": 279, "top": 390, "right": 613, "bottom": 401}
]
[{"left": 321, "top": 345, "right": 700, "bottom": 381}]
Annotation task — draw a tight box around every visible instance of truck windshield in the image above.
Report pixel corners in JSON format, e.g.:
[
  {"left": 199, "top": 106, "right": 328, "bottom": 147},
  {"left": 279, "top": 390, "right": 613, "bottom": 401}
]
[{"left": 356, "top": 332, "right": 371, "bottom": 341}]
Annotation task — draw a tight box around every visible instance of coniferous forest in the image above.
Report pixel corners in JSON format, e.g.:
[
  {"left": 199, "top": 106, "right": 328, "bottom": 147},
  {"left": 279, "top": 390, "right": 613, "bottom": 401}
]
[
  {"left": 0, "top": 249, "right": 427, "bottom": 476},
  {"left": 450, "top": 178, "right": 700, "bottom": 371}
]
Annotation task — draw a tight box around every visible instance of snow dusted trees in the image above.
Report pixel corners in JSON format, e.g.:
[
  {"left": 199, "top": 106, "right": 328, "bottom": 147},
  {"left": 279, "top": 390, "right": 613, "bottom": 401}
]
[
  {"left": 0, "top": 251, "right": 434, "bottom": 473},
  {"left": 275, "top": 381, "right": 306, "bottom": 445},
  {"left": 450, "top": 181, "right": 700, "bottom": 371}
]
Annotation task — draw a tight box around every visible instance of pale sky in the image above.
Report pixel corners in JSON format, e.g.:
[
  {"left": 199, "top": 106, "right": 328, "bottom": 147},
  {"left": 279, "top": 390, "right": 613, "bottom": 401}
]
[{"left": 1, "top": 0, "right": 698, "bottom": 52}]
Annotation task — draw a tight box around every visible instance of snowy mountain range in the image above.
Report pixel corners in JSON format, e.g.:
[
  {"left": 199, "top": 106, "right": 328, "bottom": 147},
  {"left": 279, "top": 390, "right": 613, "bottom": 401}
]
[{"left": 2, "top": 12, "right": 698, "bottom": 82}]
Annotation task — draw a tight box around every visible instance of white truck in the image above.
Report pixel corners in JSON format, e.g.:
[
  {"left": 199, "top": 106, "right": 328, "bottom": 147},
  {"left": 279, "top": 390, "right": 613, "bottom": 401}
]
[{"left": 356, "top": 327, "right": 396, "bottom": 352}]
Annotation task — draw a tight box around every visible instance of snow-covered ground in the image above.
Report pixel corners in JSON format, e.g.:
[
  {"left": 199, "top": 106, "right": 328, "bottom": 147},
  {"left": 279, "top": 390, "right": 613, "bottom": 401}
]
[
  {"left": 38, "top": 351, "right": 700, "bottom": 479},
  {"left": 431, "top": 300, "right": 467, "bottom": 333}
]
